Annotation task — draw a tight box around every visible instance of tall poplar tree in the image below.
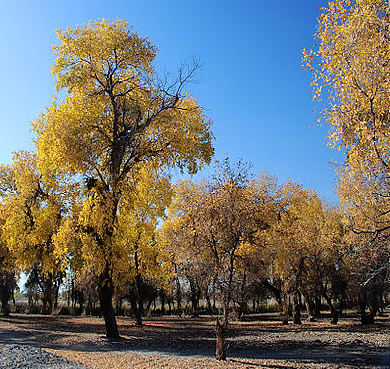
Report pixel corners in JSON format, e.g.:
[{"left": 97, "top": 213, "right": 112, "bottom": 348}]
[{"left": 33, "top": 19, "right": 213, "bottom": 338}]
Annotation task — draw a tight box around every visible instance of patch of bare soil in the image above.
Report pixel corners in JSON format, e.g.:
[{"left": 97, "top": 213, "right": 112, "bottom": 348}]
[{"left": 0, "top": 313, "right": 389, "bottom": 368}]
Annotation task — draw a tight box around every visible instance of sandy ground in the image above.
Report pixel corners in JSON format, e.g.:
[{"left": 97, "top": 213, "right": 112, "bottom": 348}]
[{"left": 0, "top": 312, "right": 389, "bottom": 368}]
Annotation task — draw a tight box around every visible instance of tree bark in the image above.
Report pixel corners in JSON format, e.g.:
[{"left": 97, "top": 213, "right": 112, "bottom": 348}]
[
  {"left": 0, "top": 272, "right": 14, "bottom": 317},
  {"left": 188, "top": 278, "right": 200, "bottom": 317},
  {"left": 281, "top": 289, "right": 289, "bottom": 325},
  {"left": 160, "top": 289, "right": 166, "bottom": 315},
  {"left": 175, "top": 275, "right": 182, "bottom": 316},
  {"left": 129, "top": 291, "right": 143, "bottom": 326},
  {"left": 323, "top": 291, "right": 339, "bottom": 324},
  {"left": 292, "top": 290, "right": 302, "bottom": 325},
  {"left": 99, "top": 269, "right": 119, "bottom": 339},
  {"left": 302, "top": 291, "right": 315, "bottom": 321},
  {"left": 215, "top": 319, "right": 227, "bottom": 360},
  {"left": 360, "top": 293, "right": 379, "bottom": 325},
  {"left": 41, "top": 274, "right": 54, "bottom": 315}
]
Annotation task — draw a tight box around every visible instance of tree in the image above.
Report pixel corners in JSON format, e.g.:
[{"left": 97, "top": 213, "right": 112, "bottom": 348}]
[
  {"left": 265, "top": 182, "right": 348, "bottom": 324},
  {"left": 114, "top": 165, "right": 173, "bottom": 325},
  {"left": 33, "top": 19, "right": 213, "bottom": 338},
  {"left": 0, "top": 212, "right": 16, "bottom": 317},
  {"left": 1, "top": 151, "right": 70, "bottom": 314},
  {"left": 162, "top": 160, "right": 274, "bottom": 360},
  {"left": 304, "top": 0, "right": 390, "bottom": 173},
  {"left": 338, "top": 169, "right": 390, "bottom": 324},
  {"left": 304, "top": 0, "right": 390, "bottom": 321},
  {"left": 304, "top": 0, "right": 390, "bottom": 227},
  {"left": 0, "top": 166, "right": 18, "bottom": 317}
]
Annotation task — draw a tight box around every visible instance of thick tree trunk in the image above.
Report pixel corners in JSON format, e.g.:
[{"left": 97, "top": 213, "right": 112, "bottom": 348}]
[
  {"left": 215, "top": 319, "right": 227, "bottom": 360},
  {"left": 330, "top": 307, "right": 339, "bottom": 325},
  {"left": 99, "top": 270, "right": 119, "bottom": 339},
  {"left": 128, "top": 277, "right": 144, "bottom": 325},
  {"left": 1, "top": 294, "right": 10, "bottom": 317},
  {"left": 1, "top": 300, "right": 9, "bottom": 317}
]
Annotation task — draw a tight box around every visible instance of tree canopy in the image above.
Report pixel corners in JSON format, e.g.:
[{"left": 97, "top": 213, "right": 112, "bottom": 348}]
[{"left": 31, "top": 19, "right": 214, "bottom": 338}]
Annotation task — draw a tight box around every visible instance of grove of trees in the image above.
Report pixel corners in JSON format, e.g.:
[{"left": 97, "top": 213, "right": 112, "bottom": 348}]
[{"left": 1, "top": 3, "right": 390, "bottom": 360}]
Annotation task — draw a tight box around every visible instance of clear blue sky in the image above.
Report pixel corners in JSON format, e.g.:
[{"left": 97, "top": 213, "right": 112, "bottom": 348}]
[{"left": 0, "top": 0, "right": 342, "bottom": 203}]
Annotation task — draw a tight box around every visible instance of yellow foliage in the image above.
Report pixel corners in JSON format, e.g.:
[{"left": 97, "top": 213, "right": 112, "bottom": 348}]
[
  {"left": 29, "top": 19, "right": 214, "bottom": 289},
  {"left": 305, "top": 0, "right": 390, "bottom": 178}
]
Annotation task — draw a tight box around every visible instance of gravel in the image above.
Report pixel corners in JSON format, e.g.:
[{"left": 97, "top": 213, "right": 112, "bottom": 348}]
[{"left": 0, "top": 344, "right": 88, "bottom": 369}]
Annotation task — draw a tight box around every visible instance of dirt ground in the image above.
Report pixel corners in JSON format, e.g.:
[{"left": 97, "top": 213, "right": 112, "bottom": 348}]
[{"left": 0, "top": 312, "right": 389, "bottom": 368}]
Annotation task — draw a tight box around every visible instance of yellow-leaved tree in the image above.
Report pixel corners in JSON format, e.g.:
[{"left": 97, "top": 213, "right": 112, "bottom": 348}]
[
  {"left": 304, "top": 0, "right": 390, "bottom": 227},
  {"left": 113, "top": 164, "right": 173, "bottom": 326},
  {"left": 0, "top": 151, "right": 72, "bottom": 314},
  {"left": 266, "top": 183, "right": 347, "bottom": 325},
  {"left": 33, "top": 19, "right": 213, "bottom": 338},
  {"left": 0, "top": 171, "right": 17, "bottom": 316},
  {"left": 304, "top": 0, "right": 390, "bottom": 322},
  {"left": 161, "top": 160, "right": 275, "bottom": 360}
]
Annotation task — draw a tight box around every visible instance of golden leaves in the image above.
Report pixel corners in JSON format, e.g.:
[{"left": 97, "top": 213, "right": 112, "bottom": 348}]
[
  {"left": 52, "top": 19, "right": 156, "bottom": 94},
  {"left": 306, "top": 0, "right": 390, "bottom": 178}
]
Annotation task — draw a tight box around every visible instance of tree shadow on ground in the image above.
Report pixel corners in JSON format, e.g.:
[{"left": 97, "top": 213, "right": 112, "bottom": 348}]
[{"left": 0, "top": 314, "right": 388, "bottom": 368}]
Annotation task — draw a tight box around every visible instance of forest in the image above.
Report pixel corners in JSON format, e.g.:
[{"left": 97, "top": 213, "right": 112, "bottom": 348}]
[{"left": 1, "top": 0, "right": 390, "bottom": 363}]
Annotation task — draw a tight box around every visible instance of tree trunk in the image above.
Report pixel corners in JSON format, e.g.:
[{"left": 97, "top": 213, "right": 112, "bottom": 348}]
[
  {"left": 160, "top": 289, "right": 166, "bottom": 315},
  {"left": 302, "top": 292, "right": 315, "bottom": 322},
  {"left": 146, "top": 296, "right": 154, "bottom": 316},
  {"left": 53, "top": 274, "right": 62, "bottom": 310},
  {"left": 0, "top": 272, "right": 13, "bottom": 317},
  {"left": 175, "top": 273, "right": 182, "bottom": 316},
  {"left": 129, "top": 293, "right": 143, "bottom": 326},
  {"left": 128, "top": 276, "right": 144, "bottom": 325},
  {"left": 215, "top": 319, "right": 227, "bottom": 360},
  {"left": 323, "top": 292, "right": 339, "bottom": 324},
  {"left": 360, "top": 293, "right": 379, "bottom": 325},
  {"left": 237, "top": 272, "right": 247, "bottom": 321},
  {"left": 1, "top": 299, "right": 9, "bottom": 316},
  {"left": 189, "top": 279, "right": 200, "bottom": 317},
  {"left": 41, "top": 275, "right": 54, "bottom": 315},
  {"left": 314, "top": 293, "right": 321, "bottom": 316},
  {"left": 281, "top": 290, "right": 289, "bottom": 325},
  {"left": 292, "top": 290, "right": 302, "bottom": 325},
  {"left": 99, "top": 270, "right": 119, "bottom": 339}
]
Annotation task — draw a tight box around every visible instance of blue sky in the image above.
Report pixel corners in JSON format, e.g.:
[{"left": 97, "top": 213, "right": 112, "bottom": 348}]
[{"left": 0, "top": 0, "right": 342, "bottom": 203}]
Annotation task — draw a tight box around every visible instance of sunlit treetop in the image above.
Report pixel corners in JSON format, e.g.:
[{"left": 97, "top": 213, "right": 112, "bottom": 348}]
[
  {"left": 33, "top": 19, "right": 213, "bottom": 186},
  {"left": 52, "top": 19, "right": 156, "bottom": 94},
  {"left": 304, "top": 0, "right": 390, "bottom": 178}
]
